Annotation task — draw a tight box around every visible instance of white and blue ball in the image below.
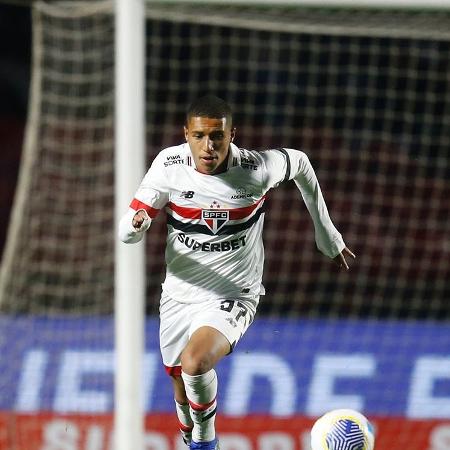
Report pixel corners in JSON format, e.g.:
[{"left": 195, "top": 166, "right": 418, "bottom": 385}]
[{"left": 310, "top": 409, "right": 375, "bottom": 450}]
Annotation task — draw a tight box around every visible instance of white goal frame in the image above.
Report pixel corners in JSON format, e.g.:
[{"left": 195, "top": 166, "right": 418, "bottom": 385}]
[
  {"left": 114, "top": 2, "right": 146, "bottom": 450},
  {"left": 148, "top": 0, "right": 450, "bottom": 9}
]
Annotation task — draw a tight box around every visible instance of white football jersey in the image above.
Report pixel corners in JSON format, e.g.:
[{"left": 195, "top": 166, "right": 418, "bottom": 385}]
[{"left": 119, "top": 143, "right": 345, "bottom": 304}]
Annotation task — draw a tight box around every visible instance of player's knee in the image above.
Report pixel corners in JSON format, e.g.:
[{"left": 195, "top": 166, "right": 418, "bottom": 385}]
[{"left": 180, "top": 349, "right": 213, "bottom": 375}]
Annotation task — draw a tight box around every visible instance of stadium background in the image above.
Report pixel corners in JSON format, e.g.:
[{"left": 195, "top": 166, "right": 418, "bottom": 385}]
[{"left": 0, "top": 2, "right": 449, "bottom": 450}]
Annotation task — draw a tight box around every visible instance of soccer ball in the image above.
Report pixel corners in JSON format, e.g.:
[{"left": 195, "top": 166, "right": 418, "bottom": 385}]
[{"left": 310, "top": 409, "right": 375, "bottom": 450}]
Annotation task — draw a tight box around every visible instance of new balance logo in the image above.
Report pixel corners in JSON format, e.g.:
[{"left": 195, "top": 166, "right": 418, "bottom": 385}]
[{"left": 180, "top": 190, "right": 195, "bottom": 199}]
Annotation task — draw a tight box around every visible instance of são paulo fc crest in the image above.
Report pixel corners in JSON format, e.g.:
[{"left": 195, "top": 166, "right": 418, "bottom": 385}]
[{"left": 202, "top": 209, "right": 229, "bottom": 234}]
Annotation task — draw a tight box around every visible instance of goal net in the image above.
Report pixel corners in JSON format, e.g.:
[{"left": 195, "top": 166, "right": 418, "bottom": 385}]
[{"left": 0, "top": 1, "right": 449, "bottom": 449}]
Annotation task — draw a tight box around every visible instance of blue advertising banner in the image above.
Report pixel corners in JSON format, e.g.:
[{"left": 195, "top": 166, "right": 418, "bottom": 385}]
[{"left": 0, "top": 316, "right": 449, "bottom": 419}]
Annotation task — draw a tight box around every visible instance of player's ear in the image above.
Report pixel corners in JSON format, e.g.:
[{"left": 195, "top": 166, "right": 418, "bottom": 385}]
[
  {"left": 184, "top": 126, "right": 188, "bottom": 141},
  {"left": 230, "top": 127, "right": 236, "bottom": 142}
]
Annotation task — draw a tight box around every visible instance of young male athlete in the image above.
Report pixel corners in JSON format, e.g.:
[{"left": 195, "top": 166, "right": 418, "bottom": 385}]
[{"left": 118, "top": 95, "right": 355, "bottom": 450}]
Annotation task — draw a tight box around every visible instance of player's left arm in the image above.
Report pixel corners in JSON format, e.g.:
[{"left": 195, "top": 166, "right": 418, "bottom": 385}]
[
  {"left": 263, "top": 148, "right": 355, "bottom": 269},
  {"left": 288, "top": 148, "right": 355, "bottom": 269},
  {"left": 332, "top": 246, "right": 356, "bottom": 270}
]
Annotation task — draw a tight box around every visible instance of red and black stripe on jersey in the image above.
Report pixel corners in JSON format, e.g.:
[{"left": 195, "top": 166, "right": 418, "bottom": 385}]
[
  {"left": 167, "top": 197, "right": 266, "bottom": 236},
  {"left": 130, "top": 196, "right": 266, "bottom": 236}
]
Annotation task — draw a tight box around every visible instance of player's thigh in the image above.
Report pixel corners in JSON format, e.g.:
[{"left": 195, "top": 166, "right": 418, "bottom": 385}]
[
  {"left": 181, "top": 326, "right": 231, "bottom": 374},
  {"left": 159, "top": 293, "right": 192, "bottom": 368},
  {"left": 188, "top": 298, "right": 257, "bottom": 355}
]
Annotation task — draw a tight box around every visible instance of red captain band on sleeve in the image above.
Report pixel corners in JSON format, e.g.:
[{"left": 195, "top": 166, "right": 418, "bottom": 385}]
[{"left": 130, "top": 198, "right": 159, "bottom": 218}]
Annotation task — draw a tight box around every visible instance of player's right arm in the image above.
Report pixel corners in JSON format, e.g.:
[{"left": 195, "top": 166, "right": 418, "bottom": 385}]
[
  {"left": 118, "top": 152, "right": 170, "bottom": 244},
  {"left": 118, "top": 208, "right": 152, "bottom": 244}
]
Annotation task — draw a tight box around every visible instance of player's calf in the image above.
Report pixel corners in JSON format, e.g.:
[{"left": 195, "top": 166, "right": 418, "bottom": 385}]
[
  {"left": 182, "top": 370, "right": 218, "bottom": 443},
  {"left": 175, "top": 399, "right": 194, "bottom": 446}
]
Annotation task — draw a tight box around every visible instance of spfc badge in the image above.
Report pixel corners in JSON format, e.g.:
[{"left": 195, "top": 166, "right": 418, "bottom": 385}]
[{"left": 202, "top": 209, "right": 229, "bottom": 234}]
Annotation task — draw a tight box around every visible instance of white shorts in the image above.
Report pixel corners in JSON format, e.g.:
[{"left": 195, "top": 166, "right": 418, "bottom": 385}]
[{"left": 159, "top": 292, "right": 258, "bottom": 376}]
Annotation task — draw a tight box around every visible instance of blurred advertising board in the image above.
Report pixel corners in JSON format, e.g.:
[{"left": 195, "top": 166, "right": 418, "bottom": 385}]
[{"left": 0, "top": 317, "right": 449, "bottom": 449}]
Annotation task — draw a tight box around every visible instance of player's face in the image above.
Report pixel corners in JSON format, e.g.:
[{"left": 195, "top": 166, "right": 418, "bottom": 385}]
[{"left": 184, "top": 116, "right": 235, "bottom": 175}]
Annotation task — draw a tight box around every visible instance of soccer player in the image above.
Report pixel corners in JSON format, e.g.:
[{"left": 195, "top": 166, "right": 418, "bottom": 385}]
[{"left": 118, "top": 95, "right": 355, "bottom": 450}]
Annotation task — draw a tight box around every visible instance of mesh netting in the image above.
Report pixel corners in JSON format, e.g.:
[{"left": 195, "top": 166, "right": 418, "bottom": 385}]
[
  {"left": 1, "top": 1, "right": 449, "bottom": 319},
  {"left": 143, "top": 6, "right": 450, "bottom": 319}
]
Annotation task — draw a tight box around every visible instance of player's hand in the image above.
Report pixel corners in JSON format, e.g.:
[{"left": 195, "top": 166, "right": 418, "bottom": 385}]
[
  {"left": 333, "top": 247, "right": 356, "bottom": 270},
  {"left": 132, "top": 210, "right": 148, "bottom": 229}
]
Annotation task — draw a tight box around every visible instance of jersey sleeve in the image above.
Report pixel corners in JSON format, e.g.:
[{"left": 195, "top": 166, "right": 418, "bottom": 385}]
[
  {"left": 118, "top": 152, "right": 170, "bottom": 243},
  {"left": 283, "top": 148, "right": 346, "bottom": 258},
  {"left": 132, "top": 152, "right": 170, "bottom": 214},
  {"left": 259, "top": 148, "right": 292, "bottom": 189}
]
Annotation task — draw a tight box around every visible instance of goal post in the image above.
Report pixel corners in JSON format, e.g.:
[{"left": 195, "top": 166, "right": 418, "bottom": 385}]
[{"left": 114, "top": 2, "right": 146, "bottom": 450}]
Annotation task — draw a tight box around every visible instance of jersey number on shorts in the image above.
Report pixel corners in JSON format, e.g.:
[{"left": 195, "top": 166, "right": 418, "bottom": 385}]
[{"left": 220, "top": 300, "right": 248, "bottom": 321}]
